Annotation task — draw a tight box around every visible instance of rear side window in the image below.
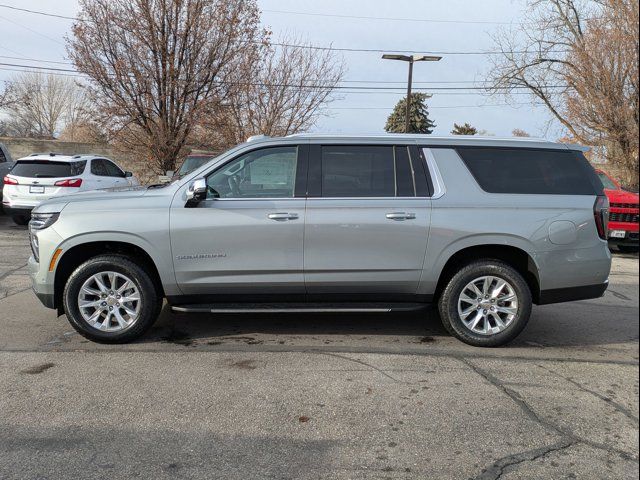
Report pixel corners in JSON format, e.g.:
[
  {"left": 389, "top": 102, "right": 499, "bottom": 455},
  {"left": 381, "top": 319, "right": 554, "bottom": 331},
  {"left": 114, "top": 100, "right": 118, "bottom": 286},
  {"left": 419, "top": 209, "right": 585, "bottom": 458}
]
[
  {"left": 456, "top": 148, "right": 601, "bottom": 195},
  {"left": 321, "top": 146, "right": 395, "bottom": 197},
  {"left": 11, "top": 160, "right": 86, "bottom": 178}
]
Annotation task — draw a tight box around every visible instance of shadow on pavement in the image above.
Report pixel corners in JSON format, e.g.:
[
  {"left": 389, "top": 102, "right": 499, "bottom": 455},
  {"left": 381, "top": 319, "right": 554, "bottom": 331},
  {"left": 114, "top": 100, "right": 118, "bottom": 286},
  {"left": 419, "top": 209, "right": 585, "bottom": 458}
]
[{"left": 137, "top": 300, "right": 638, "bottom": 350}]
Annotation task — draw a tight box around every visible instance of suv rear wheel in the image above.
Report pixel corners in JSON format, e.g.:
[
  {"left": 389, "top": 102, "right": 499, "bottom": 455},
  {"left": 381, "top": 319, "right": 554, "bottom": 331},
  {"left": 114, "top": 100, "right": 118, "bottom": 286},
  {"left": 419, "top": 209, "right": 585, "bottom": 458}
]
[
  {"left": 63, "top": 255, "right": 162, "bottom": 343},
  {"left": 438, "top": 260, "right": 532, "bottom": 347}
]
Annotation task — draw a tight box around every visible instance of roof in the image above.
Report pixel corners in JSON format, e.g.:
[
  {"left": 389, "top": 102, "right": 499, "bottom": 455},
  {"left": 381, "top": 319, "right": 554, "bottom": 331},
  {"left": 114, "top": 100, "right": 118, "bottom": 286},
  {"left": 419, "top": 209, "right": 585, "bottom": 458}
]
[
  {"left": 245, "top": 133, "right": 586, "bottom": 151},
  {"left": 16, "top": 153, "right": 105, "bottom": 162}
]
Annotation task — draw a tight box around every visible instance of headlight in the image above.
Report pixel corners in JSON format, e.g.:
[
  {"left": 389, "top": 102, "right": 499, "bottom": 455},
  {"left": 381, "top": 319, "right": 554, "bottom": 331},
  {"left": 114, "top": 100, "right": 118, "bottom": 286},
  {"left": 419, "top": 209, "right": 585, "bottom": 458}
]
[{"left": 29, "top": 213, "right": 59, "bottom": 262}]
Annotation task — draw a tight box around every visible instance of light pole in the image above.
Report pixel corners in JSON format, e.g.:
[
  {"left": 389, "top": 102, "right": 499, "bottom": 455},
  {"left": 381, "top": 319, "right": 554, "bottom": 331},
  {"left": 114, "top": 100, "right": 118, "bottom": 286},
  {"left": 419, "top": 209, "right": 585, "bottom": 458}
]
[{"left": 382, "top": 54, "right": 442, "bottom": 133}]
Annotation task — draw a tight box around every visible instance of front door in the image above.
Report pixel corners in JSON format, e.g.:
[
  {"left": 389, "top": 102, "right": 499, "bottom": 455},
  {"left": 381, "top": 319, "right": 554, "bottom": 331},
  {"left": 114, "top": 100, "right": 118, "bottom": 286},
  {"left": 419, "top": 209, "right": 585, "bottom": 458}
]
[
  {"left": 304, "top": 144, "right": 431, "bottom": 297},
  {"left": 170, "top": 145, "right": 307, "bottom": 298}
]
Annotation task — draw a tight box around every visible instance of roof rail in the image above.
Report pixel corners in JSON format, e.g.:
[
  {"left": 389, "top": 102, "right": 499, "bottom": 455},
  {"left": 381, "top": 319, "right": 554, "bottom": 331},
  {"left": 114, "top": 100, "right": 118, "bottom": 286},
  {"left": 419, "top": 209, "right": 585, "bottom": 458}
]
[
  {"left": 246, "top": 134, "right": 269, "bottom": 142},
  {"left": 29, "top": 152, "right": 65, "bottom": 157}
]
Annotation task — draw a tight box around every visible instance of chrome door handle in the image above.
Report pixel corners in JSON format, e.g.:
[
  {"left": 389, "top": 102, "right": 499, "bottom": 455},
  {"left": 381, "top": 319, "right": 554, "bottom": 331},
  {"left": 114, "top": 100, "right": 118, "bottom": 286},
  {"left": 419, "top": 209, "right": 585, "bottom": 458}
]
[
  {"left": 268, "top": 212, "right": 299, "bottom": 221},
  {"left": 386, "top": 212, "right": 416, "bottom": 220}
]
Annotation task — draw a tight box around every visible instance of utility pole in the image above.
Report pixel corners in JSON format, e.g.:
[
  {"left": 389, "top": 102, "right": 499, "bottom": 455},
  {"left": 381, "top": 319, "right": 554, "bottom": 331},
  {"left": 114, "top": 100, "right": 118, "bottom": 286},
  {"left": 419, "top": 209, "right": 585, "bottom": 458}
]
[{"left": 382, "top": 54, "right": 442, "bottom": 133}]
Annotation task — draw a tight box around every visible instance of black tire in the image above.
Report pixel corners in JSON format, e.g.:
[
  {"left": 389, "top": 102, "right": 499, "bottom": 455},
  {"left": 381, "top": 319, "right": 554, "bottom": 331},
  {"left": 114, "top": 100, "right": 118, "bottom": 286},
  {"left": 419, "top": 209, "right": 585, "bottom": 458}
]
[
  {"left": 63, "top": 254, "right": 162, "bottom": 343},
  {"left": 12, "top": 215, "right": 29, "bottom": 225},
  {"left": 618, "top": 245, "right": 639, "bottom": 253},
  {"left": 438, "top": 260, "right": 532, "bottom": 347}
]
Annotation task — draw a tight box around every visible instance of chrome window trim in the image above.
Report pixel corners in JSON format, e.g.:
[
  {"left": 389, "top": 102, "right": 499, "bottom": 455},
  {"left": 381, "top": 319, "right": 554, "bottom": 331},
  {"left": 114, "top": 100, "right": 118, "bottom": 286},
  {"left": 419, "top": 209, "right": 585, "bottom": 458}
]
[
  {"left": 202, "top": 196, "right": 429, "bottom": 202},
  {"left": 422, "top": 148, "right": 446, "bottom": 199}
]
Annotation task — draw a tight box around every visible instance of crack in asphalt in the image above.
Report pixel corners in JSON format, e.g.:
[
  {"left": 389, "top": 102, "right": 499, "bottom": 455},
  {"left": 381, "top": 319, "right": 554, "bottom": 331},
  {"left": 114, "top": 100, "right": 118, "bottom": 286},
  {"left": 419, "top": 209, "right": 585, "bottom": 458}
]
[
  {"left": 536, "top": 363, "right": 639, "bottom": 426},
  {"left": 319, "top": 352, "right": 406, "bottom": 383},
  {"left": 0, "top": 263, "right": 27, "bottom": 282},
  {"left": 458, "top": 357, "right": 639, "bottom": 479},
  {"left": 475, "top": 440, "right": 576, "bottom": 480},
  {"left": 0, "top": 286, "right": 31, "bottom": 300}
]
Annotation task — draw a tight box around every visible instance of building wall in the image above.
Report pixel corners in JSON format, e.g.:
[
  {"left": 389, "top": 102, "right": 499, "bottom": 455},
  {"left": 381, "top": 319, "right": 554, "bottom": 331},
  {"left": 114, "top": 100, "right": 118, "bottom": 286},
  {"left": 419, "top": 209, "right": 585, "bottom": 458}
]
[{"left": 0, "top": 136, "right": 122, "bottom": 163}]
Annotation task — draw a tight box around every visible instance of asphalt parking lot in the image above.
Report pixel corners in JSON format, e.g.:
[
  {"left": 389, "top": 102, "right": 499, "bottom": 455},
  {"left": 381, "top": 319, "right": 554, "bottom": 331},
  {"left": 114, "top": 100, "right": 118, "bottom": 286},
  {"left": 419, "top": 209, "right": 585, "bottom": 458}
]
[{"left": 0, "top": 214, "right": 638, "bottom": 480}]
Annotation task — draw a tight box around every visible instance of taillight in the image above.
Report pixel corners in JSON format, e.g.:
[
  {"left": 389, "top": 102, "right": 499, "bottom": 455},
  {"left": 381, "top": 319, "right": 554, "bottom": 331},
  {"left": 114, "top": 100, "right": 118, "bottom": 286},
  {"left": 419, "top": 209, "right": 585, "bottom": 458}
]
[
  {"left": 3, "top": 176, "right": 18, "bottom": 185},
  {"left": 594, "top": 195, "right": 609, "bottom": 240},
  {"left": 54, "top": 178, "right": 82, "bottom": 187}
]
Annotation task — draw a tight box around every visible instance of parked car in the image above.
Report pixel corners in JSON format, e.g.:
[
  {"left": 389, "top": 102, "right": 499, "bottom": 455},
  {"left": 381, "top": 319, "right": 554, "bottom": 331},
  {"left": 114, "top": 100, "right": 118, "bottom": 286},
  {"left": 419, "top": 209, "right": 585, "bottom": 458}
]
[
  {"left": 595, "top": 169, "right": 639, "bottom": 253},
  {"left": 0, "top": 142, "right": 15, "bottom": 211},
  {"left": 3, "top": 153, "right": 138, "bottom": 225},
  {"left": 28, "top": 135, "right": 611, "bottom": 347}
]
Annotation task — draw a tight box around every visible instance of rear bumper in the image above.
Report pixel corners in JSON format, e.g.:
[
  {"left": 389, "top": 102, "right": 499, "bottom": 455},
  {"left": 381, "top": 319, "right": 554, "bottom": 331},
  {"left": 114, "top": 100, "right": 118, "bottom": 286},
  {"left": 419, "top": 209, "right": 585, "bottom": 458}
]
[
  {"left": 538, "top": 281, "right": 608, "bottom": 305},
  {"left": 2, "top": 205, "right": 33, "bottom": 217}
]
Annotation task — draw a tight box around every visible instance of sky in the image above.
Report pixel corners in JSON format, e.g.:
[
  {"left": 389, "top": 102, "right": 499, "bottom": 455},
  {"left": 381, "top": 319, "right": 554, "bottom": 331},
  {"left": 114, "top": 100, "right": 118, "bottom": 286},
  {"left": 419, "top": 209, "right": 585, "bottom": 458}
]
[{"left": 0, "top": 0, "right": 564, "bottom": 139}]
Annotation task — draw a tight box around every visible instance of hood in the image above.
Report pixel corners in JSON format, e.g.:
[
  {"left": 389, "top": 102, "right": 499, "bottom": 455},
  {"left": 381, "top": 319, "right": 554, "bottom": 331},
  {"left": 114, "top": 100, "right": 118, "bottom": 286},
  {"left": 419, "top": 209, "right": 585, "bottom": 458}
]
[
  {"left": 604, "top": 188, "right": 639, "bottom": 205},
  {"left": 33, "top": 185, "right": 150, "bottom": 214}
]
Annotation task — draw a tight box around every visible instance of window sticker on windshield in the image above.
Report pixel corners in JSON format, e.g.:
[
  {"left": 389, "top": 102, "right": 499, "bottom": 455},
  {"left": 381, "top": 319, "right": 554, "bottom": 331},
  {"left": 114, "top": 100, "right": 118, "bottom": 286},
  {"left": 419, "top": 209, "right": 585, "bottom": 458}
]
[{"left": 250, "top": 158, "right": 294, "bottom": 185}]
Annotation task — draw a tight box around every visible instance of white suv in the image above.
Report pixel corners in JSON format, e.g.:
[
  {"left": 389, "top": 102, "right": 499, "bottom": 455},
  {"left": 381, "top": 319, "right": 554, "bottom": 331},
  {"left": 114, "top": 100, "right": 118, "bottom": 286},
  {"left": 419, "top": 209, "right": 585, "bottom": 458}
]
[{"left": 2, "top": 153, "right": 138, "bottom": 225}]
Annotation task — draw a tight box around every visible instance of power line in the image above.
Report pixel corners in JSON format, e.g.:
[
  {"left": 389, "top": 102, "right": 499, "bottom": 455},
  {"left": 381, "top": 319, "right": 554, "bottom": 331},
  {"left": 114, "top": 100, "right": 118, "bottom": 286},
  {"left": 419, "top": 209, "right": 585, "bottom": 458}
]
[
  {"left": 0, "top": 4, "right": 569, "bottom": 56},
  {"left": 0, "top": 4, "right": 76, "bottom": 20},
  {"left": 0, "top": 61, "right": 567, "bottom": 92},
  {"left": 0, "top": 55, "right": 70, "bottom": 65},
  {"left": 0, "top": 3, "right": 517, "bottom": 25},
  {"left": 262, "top": 9, "right": 516, "bottom": 25},
  {"left": 0, "top": 13, "right": 65, "bottom": 46},
  {"left": 332, "top": 103, "right": 544, "bottom": 110}
]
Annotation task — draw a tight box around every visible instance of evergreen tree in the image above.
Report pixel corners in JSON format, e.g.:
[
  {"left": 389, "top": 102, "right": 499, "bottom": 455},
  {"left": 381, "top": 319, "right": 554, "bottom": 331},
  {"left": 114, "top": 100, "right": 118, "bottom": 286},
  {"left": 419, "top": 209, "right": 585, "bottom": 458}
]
[
  {"left": 385, "top": 93, "right": 435, "bottom": 134},
  {"left": 451, "top": 122, "right": 478, "bottom": 135}
]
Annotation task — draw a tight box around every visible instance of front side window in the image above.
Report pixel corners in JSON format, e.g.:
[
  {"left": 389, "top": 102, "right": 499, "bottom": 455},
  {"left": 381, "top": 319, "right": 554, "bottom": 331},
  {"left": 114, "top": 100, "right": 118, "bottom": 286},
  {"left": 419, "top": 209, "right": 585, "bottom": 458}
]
[
  {"left": 103, "top": 160, "right": 124, "bottom": 177},
  {"left": 321, "top": 146, "right": 395, "bottom": 197},
  {"left": 206, "top": 147, "right": 297, "bottom": 199}
]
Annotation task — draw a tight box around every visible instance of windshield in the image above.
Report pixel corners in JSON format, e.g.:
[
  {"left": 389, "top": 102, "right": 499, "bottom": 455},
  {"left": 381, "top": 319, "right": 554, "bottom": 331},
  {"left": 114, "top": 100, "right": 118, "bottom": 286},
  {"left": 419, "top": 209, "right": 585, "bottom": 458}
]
[
  {"left": 178, "top": 155, "right": 215, "bottom": 176},
  {"left": 11, "top": 160, "right": 87, "bottom": 178},
  {"left": 597, "top": 172, "right": 619, "bottom": 190}
]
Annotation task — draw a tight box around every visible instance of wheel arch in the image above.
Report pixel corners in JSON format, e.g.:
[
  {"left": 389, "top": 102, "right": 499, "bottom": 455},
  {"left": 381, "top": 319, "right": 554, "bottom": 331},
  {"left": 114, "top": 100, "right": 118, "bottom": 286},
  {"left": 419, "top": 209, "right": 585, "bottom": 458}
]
[
  {"left": 432, "top": 242, "right": 541, "bottom": 304},
  {"left": 54, "top": 239, "right": 165, "bottom": 313}
]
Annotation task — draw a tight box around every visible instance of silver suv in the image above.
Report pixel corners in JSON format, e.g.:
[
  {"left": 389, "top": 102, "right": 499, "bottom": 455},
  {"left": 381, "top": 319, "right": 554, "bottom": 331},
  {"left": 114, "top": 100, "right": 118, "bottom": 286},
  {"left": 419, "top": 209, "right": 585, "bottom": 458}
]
[{"left": 28, "top": 135, "right": 611, "bottom": 347}]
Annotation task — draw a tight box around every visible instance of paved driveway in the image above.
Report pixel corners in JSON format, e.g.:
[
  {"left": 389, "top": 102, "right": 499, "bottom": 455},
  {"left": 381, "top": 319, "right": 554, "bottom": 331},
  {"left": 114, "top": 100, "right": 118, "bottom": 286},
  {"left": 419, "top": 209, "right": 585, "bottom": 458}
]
[{"left": 0, "top": 214, "right": 638, "bottom": 479}]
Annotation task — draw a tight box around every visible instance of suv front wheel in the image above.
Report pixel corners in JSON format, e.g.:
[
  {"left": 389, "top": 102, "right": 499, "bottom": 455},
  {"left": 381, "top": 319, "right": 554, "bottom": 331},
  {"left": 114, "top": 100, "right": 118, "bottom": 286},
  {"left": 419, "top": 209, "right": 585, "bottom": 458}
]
[
  {"left": 63, "top": 255, "right": 162, "bottom": 343},
  {"left": 438, "top": 260, "right": 532, "bottom": 347}
]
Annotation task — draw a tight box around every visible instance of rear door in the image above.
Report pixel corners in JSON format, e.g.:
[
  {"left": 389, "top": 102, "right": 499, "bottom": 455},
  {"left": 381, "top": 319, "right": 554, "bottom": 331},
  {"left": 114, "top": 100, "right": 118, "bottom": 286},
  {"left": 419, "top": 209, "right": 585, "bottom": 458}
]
[
  {"left": 171, "top": 144, "right": 309, "bottom": 297},
  {"left": 304, "top": 144, "right": 431, "bottom": 297}
]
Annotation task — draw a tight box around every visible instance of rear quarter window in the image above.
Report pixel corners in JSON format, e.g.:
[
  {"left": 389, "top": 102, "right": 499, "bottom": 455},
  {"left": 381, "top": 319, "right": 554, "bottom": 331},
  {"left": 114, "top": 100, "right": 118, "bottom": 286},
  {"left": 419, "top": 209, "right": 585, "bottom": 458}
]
[
  {"left": 456, "top": 147, "right": 602, "bottom": 195},
  {"left": 11, "top": 160, "right": 87, "bottom": 178}
]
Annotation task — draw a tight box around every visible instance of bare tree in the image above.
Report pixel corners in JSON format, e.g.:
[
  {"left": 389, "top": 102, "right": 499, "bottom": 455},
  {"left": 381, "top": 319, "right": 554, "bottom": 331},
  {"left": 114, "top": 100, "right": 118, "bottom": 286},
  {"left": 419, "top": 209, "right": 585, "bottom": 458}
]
[
  {"left": 489, "top": 0, "right": 639, "bottom": 187},
  {"left": 68, "top": 0, "right": 267, "bottom": 173},
  {"left": 201, "top": 37, "right": 345, "bottom": 147},
  {"left": 0, "top": 72, "right": 89, "bottom": 138},
  {"left": 511, "top": 128, "right": 531, "bottom": 137}
]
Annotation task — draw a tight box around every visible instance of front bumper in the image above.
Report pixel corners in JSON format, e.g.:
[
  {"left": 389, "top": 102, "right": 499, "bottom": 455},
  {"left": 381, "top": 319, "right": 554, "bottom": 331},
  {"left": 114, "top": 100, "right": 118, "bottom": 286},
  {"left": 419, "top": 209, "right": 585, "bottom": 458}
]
[
  {"left": 28, "top": 255, "right": 56, "bottom": 309},
  {"left": 608, "top": 231, "right": 639, "bottom": 247}
]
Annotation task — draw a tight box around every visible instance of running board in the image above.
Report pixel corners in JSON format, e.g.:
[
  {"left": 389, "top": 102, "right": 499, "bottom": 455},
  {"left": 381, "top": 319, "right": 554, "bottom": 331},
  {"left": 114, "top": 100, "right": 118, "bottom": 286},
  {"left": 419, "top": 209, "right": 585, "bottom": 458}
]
[{"left": 171, "top": 302, "right": 426, "bottom": 314}]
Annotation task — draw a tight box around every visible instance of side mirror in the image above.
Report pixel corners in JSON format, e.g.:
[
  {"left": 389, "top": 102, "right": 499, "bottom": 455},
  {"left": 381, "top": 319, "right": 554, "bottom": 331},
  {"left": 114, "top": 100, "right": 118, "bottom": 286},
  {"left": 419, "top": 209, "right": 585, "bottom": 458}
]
[
  {"left": 124, "top": 171, "right": 133, "bottom": 178},
  {"left": 185, "top": 178, "right": 207, "bottom": 207}
]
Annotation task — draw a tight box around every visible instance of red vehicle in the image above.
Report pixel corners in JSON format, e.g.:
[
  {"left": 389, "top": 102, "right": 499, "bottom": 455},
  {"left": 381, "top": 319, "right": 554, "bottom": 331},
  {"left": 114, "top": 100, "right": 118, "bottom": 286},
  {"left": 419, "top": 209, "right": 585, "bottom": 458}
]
[{"left": 596, "top": 169, "right": 639, "bottom": 252}]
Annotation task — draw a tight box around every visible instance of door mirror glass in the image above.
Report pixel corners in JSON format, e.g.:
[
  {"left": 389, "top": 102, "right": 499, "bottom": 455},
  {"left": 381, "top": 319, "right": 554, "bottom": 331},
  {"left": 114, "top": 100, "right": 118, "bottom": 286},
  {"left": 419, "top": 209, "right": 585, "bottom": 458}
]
[
  {"left": 124, "top": 171, "right": 133, "bottom": 178},
  {"left": 186, "top": 178, "right": 207, "bottom": 207}
]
